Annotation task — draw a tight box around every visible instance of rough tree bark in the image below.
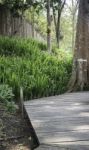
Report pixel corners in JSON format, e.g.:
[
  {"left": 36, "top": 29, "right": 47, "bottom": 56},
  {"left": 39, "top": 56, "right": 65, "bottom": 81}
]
[{"left": 68, "top": 0, "right": 89, "bottom": 91}]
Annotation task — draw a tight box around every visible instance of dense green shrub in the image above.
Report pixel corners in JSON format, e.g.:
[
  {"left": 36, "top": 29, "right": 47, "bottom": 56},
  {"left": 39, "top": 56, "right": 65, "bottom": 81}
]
[
  {"left": 0, "top": 84, "right": 16, "bottom": 112},
  {"left": 0, "top": 37, "right": 72, "bottom": 100},
  {"left": 0, "top": 84, "right": 14, "bottom": 103}
]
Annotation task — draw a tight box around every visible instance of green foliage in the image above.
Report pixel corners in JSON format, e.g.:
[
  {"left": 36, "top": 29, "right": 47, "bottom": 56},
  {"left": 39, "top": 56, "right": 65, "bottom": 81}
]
[
  {"left": 25, "top": 9, "right": 47, "bottom": 37},
  {"left": 0, "top": 0, "right": 34, "bottom": 17},
  {"left": 0, "top": 84, "right": 14, "bottom": 103},
  {"left": 0, "top": 36, "right": 47, "bottom": 56},
  {"left": 0, "top": 37, "right": 72, "bottom": 100},
  {"left": 6, "top": 101, "right": 16, "bottom": 113},
  {"left": 0, "top": 0, "right": 31, "bottom": 9},
  {"left": 0, "top": 84, "right": 16, "bottom": 112}
]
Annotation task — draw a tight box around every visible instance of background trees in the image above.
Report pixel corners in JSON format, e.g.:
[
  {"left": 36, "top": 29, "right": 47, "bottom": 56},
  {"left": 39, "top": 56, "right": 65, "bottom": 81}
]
[
  {"left": 0, "top": 0, "right": 66, "bottom": 50},
  {"left": 1, "top": 0, "right": 89, "bottom": 91},
  {"left": 66, "top": 0, "right": 78, "bottom": 51},
  {"left": 0, "top": 0, "right": 79, "bottom": 52},
  {"left": 51, "top": 0, "right": 66, "bottom": 48}
]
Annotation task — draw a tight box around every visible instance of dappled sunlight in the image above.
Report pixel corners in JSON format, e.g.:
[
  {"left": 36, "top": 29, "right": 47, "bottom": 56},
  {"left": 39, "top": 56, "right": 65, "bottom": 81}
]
[
  {"left": 9, "top": 144, "right": 30, "bottom": 150},
  {"left": 49, "top": 101, "right": 55, "bottom": 104},
  {"left": 80, "top": 112, "right": 89, "bottom": 117},
  {"left": 73, "top": 102, "right": 82, "bottom": 106},
  {"left": 33, "top": 120, "right": 44, "bottom": 128},
  {"left": 66, "top": 105, "right": 84, "bottom": 110},
  {"left": 43, "top": 136, "right": 77, "bottom": 143},
  {"left": 45, "top": 105, "right": 53, "bottom": 109},
  {"left": 74, "top": 125, "right": 89, "bottom": 132}
]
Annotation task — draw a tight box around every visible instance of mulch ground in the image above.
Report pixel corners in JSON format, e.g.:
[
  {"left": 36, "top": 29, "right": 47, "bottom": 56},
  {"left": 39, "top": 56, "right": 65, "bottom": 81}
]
[{"left": 0, "top": 102, "right": 33, "bottom": 150}]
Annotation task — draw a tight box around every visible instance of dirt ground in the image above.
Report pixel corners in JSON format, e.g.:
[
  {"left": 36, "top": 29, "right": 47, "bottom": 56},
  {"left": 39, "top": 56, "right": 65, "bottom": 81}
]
[{"left": 0, "top": 102, "right": 33, "bottom": 150}]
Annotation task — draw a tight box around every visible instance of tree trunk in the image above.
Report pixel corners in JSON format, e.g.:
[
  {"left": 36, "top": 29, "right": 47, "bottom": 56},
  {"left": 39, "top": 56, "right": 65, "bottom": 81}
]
[
  {"left": 47, "top": 0, "right": 51, "bottom": 53},
  {"left": 56, "top": 9, "right": 61, "bottom": 48},
  {"left": 71, "top": 0, "right": 78, "bottom": 52},
  {"left": 71, "top": 0, "right": 75, "bottom": 52},
  {"left": 68, "top": 0, "right": 89, "bottom": 91},
  {"left": 52, "top": 4, "right": 57, "bottom": 41},
  {"left": 31, "top": 6, "right": 35, "bottom": 38},
  {"left": 52, "top": 1, "right": 65, "bottom": 48},
  {"left": 0, "top": 5, "right": 12, "bottom": 36},
  {"left": 52, "top": 3, "right": 61, "bottom": 48}
]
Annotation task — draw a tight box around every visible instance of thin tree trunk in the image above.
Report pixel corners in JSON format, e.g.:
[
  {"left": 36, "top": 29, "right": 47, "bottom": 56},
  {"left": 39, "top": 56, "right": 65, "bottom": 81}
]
[
  {"left": 71, "top": 0, "right": 75, "bottom": 52},
  {"left": 47, "top": 0, "right": 51, "bottom": 52},
  {"left": 52, "top": 0, "right": 65, "bottom": 48},
  {"left": 56, "top": 8, "right": 61, "bottom": 48},
  {"left": 31, "top": 6, "right": 35, "bottom": 38},
  {"left": 52, "top": 3, "right": 57, "bottom": 42},
  {"left": 52, "top": 2, "right": 61, "bottom": 48},
  {"left": 72, "top": 13, "right": 75, "bottom": 52},
  {"left": 71, "top": 0, "right": 78, "bottom": 53}
]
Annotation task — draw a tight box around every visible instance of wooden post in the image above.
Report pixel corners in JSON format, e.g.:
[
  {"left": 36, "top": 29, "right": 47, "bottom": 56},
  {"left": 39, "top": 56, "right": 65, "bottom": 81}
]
[
  {"left": 77, "top": 59, "right": 87, "bottom": 91},
  {"left": 20, "top": 86, "right": 24, "bottom": 117}
]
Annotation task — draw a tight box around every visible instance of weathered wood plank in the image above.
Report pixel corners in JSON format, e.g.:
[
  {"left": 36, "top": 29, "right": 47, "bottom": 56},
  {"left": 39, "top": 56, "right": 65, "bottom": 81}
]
[
  {"left": 25, "top": 110, "right": 89, "bottom": 119},
  {"left": 25, "top": 104, "right": 89, "bottom": 110},
  {"left": 24, "top": 98, "right": 89, "bottom": 106},
  {"left": 24, "top": 92, "right": 89, "bottom": 104},
  {"left": 37, "top": 131, "right": 89, "bottom": 143},
  {"left": 26, "top": 107, "right": 89, "bottom": 115},
  {"left": 36, "top": 145, "right": 66, "bottom": 150},
  {"left": 32, "top": 122, "right": 89, "bottom": 132},
  {"left": 29, "top": 116, "right": 89, "bottom": 123},
  {"left": 36, "top": 144, "right": 89, "bottom": 150}
]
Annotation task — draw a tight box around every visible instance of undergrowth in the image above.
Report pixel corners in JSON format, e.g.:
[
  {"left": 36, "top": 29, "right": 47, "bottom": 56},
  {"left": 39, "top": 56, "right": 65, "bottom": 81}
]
[{"left": 0, "top": 36, "right": 72, "bottom": 101}]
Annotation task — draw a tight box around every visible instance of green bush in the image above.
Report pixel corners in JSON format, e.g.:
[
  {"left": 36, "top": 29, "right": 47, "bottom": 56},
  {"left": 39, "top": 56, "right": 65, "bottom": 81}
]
[
  {"left": 0, "top": 84, "right": 16, "bottom": 112},
  {"left": 0, "top": 37, "right": 72, "bottom": 100},
  {"left": 0, "top": 84, "right": 14, "bottom": 103}
]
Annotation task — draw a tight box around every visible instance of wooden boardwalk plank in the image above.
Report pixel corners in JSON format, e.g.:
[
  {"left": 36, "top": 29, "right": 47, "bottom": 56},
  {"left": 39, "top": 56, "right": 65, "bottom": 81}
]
[{"left": 24, "top": 92, "right": 89, "bottom": 149}]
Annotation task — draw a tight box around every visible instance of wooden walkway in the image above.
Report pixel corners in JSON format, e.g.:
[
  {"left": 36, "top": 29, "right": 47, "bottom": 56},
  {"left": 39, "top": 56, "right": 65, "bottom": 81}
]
[{"left": 24, "top": 92, "right": 89, "bottom": 150}]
